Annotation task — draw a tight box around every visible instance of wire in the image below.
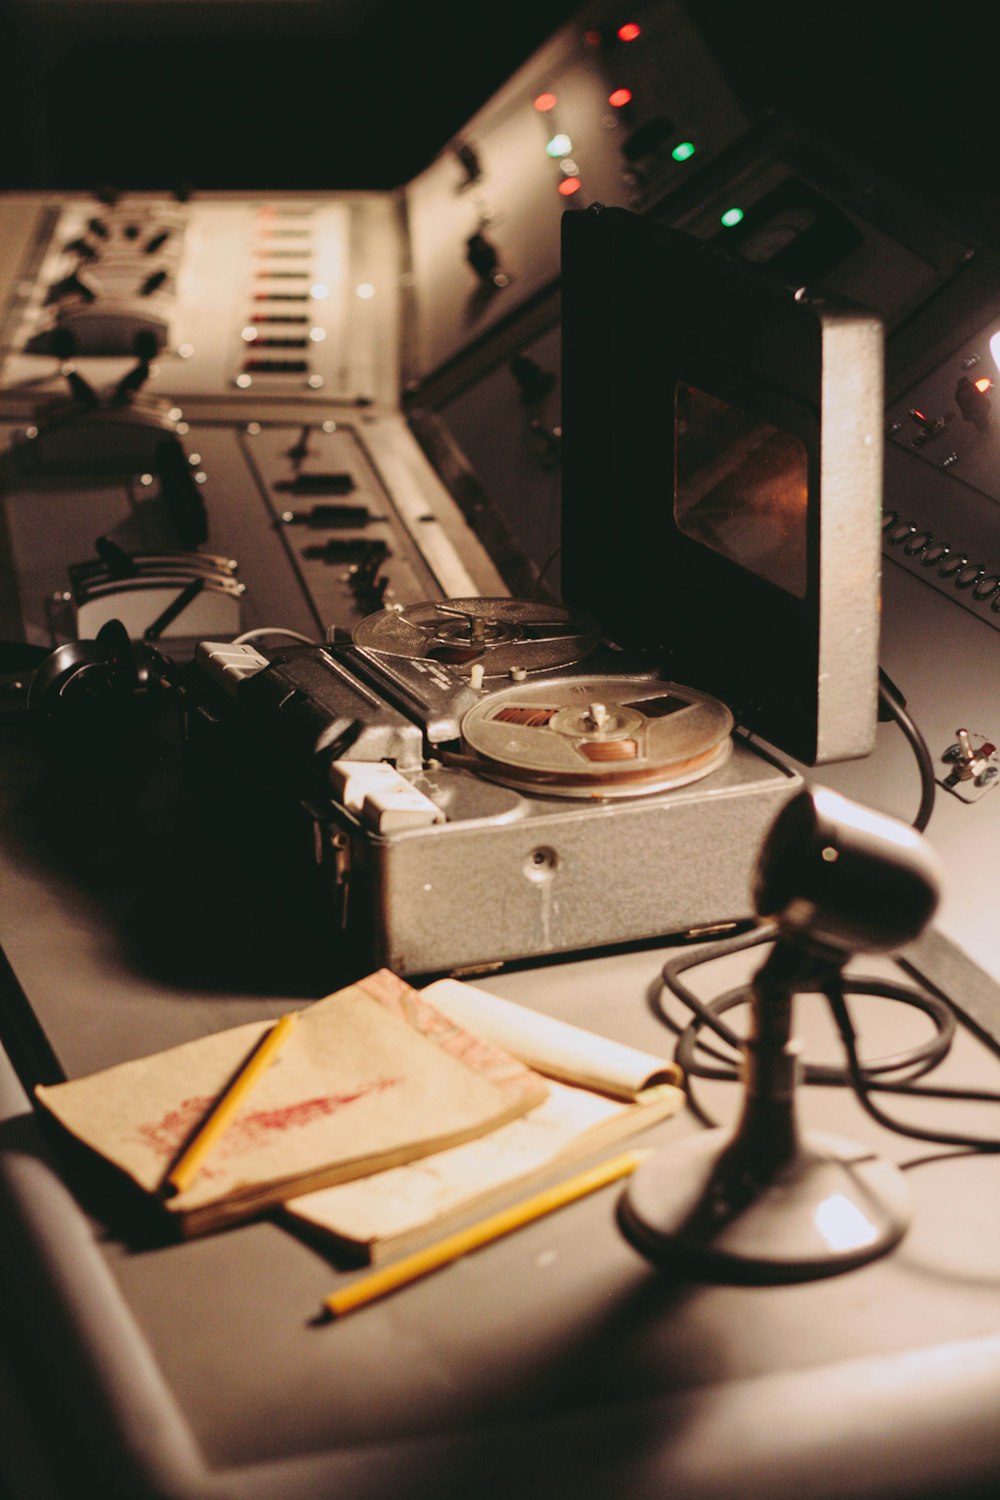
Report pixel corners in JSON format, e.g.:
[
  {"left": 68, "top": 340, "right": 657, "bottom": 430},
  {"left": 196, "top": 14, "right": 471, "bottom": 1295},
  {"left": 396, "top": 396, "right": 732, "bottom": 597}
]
[
  {"left": 877, "top": 671, "right": 936, "bottom": 831},
  {"left": 531, "top": 545, "right": 561, "bottom": 599},
  {"left": 655, "top": 927, "right": 1000, "bottom": 1145},
  {"left": 670, "top": 978, "right": 956, "bottom": 1085},
  {"left": 230, "top": 628, "right": 315, "bottom": 646},
  {"left": 824, "top": 972, "right": 1000, "bottom": 1152}
]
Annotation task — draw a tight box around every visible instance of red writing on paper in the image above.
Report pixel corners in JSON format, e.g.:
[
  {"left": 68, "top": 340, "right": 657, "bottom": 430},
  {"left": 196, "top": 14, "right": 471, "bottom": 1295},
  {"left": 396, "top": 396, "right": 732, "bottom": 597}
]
[{"left": 134, "top": 1076, "right": 400, "bottom": 1160}]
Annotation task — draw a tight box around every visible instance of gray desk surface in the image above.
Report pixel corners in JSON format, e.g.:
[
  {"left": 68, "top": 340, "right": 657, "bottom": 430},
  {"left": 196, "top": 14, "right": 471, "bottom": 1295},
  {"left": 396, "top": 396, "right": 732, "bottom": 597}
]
[{"left": 3, "top": 561, "right": 1000, "bottom": 1500}]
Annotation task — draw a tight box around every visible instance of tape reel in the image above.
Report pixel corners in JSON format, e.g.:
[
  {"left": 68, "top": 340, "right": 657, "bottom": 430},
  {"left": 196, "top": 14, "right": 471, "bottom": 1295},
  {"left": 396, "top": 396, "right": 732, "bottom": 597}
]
[
  {"left": 461, "top": 675, "right": 734, "bottom": 799},
  {"left": 352, "top": 598, "right": 601, "bottom": 679}
]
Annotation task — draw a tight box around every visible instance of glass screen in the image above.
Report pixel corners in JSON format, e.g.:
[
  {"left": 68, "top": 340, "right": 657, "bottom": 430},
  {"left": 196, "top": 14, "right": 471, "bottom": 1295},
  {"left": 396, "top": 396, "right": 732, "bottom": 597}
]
[{"left": 674, "top": 382, "right": 808, "bottom": 598}]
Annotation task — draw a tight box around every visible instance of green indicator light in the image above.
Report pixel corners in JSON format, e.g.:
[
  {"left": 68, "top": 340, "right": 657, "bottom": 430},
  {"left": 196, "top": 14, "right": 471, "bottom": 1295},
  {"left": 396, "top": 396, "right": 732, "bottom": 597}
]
[
  {"left": 720, "top": 207, "right": 744, "bottom": 228},
  {"left": 671, "top": 141, "right": 696, "bottom": 162},
  {"left": 546, "top": 133, "right": 573, "bottom": 158}
]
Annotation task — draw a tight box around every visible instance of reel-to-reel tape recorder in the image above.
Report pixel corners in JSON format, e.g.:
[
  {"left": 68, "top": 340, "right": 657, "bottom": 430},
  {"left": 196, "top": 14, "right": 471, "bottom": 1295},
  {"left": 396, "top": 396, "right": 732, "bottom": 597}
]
[
  {"left": 352, "top": 597, "right": 735, "bottom": 798},
  {"left": 187, "top": 208, "right": 884, "bottom": 977}
]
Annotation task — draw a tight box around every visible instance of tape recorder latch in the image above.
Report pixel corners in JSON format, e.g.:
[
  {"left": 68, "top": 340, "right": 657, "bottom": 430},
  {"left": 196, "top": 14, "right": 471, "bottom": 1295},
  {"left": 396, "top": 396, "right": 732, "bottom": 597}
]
[{"left": 330, "top": 761, "right": 445, "bottom": 833}]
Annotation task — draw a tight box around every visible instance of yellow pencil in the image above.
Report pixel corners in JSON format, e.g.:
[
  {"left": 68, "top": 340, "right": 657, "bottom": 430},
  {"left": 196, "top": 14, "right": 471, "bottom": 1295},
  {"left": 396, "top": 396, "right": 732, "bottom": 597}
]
[
  {"left": 322, "top": 1148, "right": 651, "bottom": 1319},
  {"left": 163, "top": 1012, "right": 297, "bottom": 1198}
]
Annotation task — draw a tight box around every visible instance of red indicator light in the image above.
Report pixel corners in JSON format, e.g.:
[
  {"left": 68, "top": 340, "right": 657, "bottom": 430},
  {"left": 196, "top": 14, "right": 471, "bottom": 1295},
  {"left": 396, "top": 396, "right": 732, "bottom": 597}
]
[
  {"left": 558, "top": 177, "right": 582, "bottom": 196},
  {"left": 975, "top": 377, "right": 993, "bottom": 393},
  {"left": 608, "top": 87, "right": 632, "bottom": 107},
  {"left": 584, "top": 29, "right": 603, "bottom": 45},
  {"left": 534, "top": 92, "right": 557, "bottom": 112},
  {"left": 617, "top": 22, "right": 641, "bottom": 40}
]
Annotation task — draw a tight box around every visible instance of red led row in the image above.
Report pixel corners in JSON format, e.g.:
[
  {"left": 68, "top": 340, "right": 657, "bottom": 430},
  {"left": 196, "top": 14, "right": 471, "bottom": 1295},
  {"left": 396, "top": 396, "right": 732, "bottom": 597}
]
[
  {"left": 534, "top": 85, "right": 633, "bottom": 112},
  {"left": 584, "top": 21, "right": 641, "bottom": 44}
]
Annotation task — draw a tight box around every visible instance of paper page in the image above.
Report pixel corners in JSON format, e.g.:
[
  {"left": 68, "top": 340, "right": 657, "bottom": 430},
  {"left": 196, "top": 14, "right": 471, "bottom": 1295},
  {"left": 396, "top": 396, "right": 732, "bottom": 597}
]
[
  {"left": 421, "top": 978, "right": 680, "bottom": 1100},
  {"left": 285, "top": 1074, "right": 683, "bottom": 1258},
  {"left": 34, "top": 973, "right": 548, "bottom": 1224}
]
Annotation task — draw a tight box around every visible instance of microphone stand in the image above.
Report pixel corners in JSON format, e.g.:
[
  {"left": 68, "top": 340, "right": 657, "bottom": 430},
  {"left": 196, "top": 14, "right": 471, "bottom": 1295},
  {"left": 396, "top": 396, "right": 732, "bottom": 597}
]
[{"left": 619, "top": 940, "right": 911, "bottom": 1282}]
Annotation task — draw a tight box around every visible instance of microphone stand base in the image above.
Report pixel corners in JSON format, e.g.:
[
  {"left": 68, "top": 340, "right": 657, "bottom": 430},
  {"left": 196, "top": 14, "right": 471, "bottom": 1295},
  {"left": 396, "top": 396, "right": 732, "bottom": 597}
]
[{"left": 619, "top": 1128, "right": 910, "bottom": 1283}]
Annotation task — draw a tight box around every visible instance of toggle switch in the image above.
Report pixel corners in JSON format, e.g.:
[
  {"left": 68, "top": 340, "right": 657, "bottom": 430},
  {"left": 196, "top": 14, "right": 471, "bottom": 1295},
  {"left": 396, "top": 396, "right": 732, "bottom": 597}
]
[
  {"left": 908, "top": 407, "right": 951, "bottom": 444},
  {"left": 46, "top": 271, "right": 97, "bottom": 306},
  {"left": 954, "top": 376, "right": 992, "bottom": 433},
  {"left": 510, "top": 354, "right": 557, "bottom": 404},
  {"left": 279, "top": 503, "right": 376, "bottom": 528},
  {"left": 64, "top": 236, "right": 99, "bottom": 261},
  {"left": 454, "top": 141, "right": 481, "bottom": 186},
  {"left": 466, "top": 231, "right": 510, "bottom": 288},
  {"left": 943, "top": 727, "right": 996, "bottom": 781},
  {"left": 274, "top": 472, "right": 355, "bottom": 496},
  {"left": 286, "top": 425, "right": 313, "bottom": 463},
  {"left": 112, "top": 354, "right": 153, "bottom": 402},
  {"left": 303, "top": 538, "right": 389, "bottom": 566},
  {"left": 940, "top": 726, "right": 999, "bottom": 802},
  {"left": 62, "top": 363, "right": 98, "bottom": 408}
]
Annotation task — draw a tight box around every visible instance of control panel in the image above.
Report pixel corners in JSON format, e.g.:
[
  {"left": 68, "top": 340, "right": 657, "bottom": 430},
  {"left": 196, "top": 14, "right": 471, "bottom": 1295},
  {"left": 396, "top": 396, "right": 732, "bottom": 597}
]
[
  {"left": 879, "top": 318, "right": 1000, "bottom": 629},
  {"left": 1, "top": 0, "right": 1000, "bottom": 734},
  {"left": 2, "top": 194, "right": 401, "bottom": 407},
  {"left": 0, "top": 185, "right": 498, "bottom": 651},
  {"left": 403, "top": 0, "right": 752, "bottom": 381}
]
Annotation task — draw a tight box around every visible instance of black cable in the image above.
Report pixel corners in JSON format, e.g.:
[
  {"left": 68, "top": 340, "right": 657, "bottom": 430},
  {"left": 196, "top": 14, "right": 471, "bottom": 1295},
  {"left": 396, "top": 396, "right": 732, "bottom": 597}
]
[
  {"left": 655, "top": 929, "right": 1000, "bottom": 1144},
  {"left": 824, "top": 971, "right": 1000, "bottom": 1152},
  {"left": 671, "top": 979, "right": 957, "bottom": 1087},
  {"left": 531, "top": 544, "right": 562, "bottom": 599},
  {"left": 659, "top": 924, "right": 955, "bottom": 1080},
  {"left": 877, "top": 670, "right": 936, "bottom": 831}
]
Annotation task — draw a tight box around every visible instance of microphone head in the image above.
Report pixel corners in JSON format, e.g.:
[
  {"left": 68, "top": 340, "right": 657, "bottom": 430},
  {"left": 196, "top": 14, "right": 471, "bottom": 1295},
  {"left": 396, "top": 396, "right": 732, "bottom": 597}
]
[{"left": 754, "top": 786, "right": 942, "bottom": 956}]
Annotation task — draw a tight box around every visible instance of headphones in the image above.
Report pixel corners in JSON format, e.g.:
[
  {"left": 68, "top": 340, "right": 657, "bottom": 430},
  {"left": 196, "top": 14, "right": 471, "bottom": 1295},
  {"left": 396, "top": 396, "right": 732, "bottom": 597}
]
[{"left": 27, "top": 618, "right": 169, "bottom": 723}]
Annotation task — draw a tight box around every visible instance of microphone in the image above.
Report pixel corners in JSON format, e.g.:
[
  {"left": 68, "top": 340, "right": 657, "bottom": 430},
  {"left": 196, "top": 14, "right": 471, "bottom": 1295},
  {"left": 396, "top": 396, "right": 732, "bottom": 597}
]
[{"left": 618, "top": 786, "right": 942, "bottom": 1282}]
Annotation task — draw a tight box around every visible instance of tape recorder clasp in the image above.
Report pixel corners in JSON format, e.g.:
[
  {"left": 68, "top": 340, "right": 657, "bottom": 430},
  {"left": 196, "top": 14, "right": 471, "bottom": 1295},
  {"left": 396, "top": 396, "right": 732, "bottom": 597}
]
[{"left": 187, "top": 207, "right": 884, "bottom": 977}]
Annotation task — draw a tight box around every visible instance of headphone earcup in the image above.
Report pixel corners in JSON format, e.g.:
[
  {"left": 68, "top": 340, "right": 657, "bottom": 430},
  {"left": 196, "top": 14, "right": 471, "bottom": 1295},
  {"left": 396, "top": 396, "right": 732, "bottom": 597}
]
[
  {"left": 27, "top": 638, "right": 120, "bottom": 719},
  {"left": 26, "top": 618, "right": 163, "bottom": 724}
]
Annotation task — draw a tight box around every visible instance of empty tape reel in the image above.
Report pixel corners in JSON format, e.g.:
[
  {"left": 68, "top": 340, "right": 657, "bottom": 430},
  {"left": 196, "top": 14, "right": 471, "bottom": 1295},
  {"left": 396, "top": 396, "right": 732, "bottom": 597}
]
[
  {"left": 352, "top": 598, "right": 600, "bottom": 678},
  {"left": 461, "top": 675, "right": 734, "bottom": 798}
]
